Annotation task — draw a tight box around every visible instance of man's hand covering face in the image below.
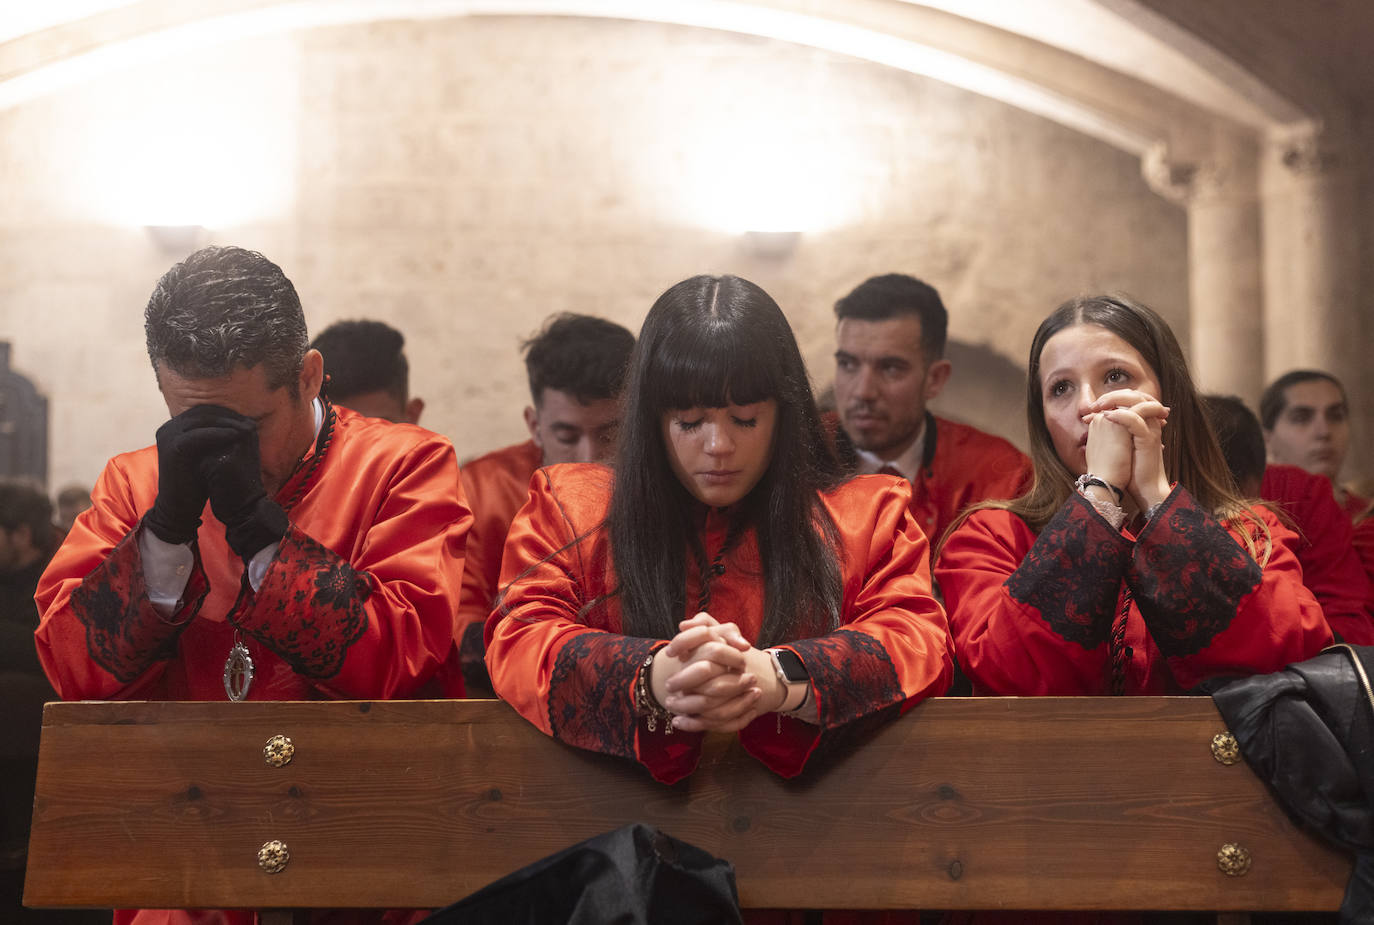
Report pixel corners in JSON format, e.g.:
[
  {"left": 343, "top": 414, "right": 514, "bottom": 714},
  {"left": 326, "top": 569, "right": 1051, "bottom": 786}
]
[
  {"left": 193, "top": 405, "right": 290, "bottom": 561},
  {"left": 145, "top": 405, "right": 255, "bottom": 545}
]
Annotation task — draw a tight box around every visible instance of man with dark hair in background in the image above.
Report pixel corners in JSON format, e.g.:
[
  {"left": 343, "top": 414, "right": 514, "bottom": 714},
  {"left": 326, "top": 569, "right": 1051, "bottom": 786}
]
[
  {"left": 453, "top": 313, "right": 635, "bottom": 695},
  {"left": 35, "top": 247, "right": 470, "bottom": 924},
  {"left": 310, "top": 318, "right": 426, "bottom": 424},
  {"left": 1261, "top": 369, "right": 1368, "bottom": 519},
  {"left": 1205, "top": 393, "right": 1372, "bottom": 644},
  {"left": 832, "top": 273, "right": 1030, "bottom": 548}
]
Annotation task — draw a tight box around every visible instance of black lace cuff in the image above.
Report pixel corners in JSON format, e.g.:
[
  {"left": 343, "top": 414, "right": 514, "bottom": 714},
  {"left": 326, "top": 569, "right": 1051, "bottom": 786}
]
[
  {"left": 1128, "top": 486, "right": 1262, "bottom": 658},
  {"left": 1005, "top": 494, "right": 1132, "bottom": 649},
  {"left": 548, "top": 633, "right": 660, "bottom": 761},
  {"left": 231, "top": 524, "right": 370, "bottom": 679},
  {"left": 780, "top": 630, "right": 906, "bottom": 769},
  {"left": 72, "top": 524, "right": 207, "bottom": 682}
]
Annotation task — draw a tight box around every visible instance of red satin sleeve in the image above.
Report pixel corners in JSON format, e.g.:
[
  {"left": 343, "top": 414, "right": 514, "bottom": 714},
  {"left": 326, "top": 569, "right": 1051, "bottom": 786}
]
[
  {"left": 937, "top": 498, "right": 1124, "bottom": 695},
  {"left": 1130, "top": 493, "right": 1330, "bottom": 689},
  {"left": 1260, "top": 465, "right": 1374, "bottom": 644},
  {"left": 937, "top": 487, "right": 1331, "bottom": 696},
  {"left": 740, "top": 477, "right": 954, "bottom": 777},
  {"left": 33, "top": 456, "right": 201, "bottom": 699},
  {"left": 485, "top": 468, "right": 704, "bottom": 784}
]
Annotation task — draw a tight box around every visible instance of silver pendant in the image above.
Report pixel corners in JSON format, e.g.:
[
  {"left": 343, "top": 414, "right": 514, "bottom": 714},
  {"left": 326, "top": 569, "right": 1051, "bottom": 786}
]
[{"left": 223, "top": 639, "right": 255, "bottom": 701}]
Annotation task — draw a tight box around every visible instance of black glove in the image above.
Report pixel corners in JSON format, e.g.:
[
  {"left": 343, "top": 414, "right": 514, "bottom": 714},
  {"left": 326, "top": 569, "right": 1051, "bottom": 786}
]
[
  {"left": 144, "top": 405, "right": 252, "bottom": 545},
  {"left": 196, "top": 407, "right": 290, "bottom": 561}
]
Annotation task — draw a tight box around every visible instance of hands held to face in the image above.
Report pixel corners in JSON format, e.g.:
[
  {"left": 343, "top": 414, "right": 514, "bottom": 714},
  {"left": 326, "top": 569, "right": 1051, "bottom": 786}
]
[
  {"left": 146, "top": 405, "right": 289, "bottom": 559},
  {"left": 1082, "top": 389, "right": 1172, "bottom": 513},
  {"left": 650, "top": 612, "right": 814, "bottom": 734}
]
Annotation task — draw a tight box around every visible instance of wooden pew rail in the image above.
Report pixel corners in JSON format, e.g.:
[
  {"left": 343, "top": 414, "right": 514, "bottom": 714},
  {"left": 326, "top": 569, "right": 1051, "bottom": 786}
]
[{"left": 24, "top": 697, "right": 1349, "bottom": 918}]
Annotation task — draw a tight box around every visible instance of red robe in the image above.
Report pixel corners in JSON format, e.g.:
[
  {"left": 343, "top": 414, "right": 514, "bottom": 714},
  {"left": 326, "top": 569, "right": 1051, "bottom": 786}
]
[
  {"left": 1260, "top": 464, "right": 1374, "bottom": 644},
  {"left": 1354, "top": 514, "right": 1374, "bottom": 594},
  {"left": 828, "top": 412, "right": 1031, "bottom": 549},
  {"left": 34, "top": 405, "right": 470, "bottom": 925},
  {"left": 935, "top": 486, "right": 1331, "bottom": 695},
  {"left": 1345, "top": 489, "right": 1373, "bottom": 522},
  {"left": 485, "top": 464, "right": 953, "bottom": 786},
  {"left": 36, "top": 405, "right": 470, "bottom": 703},
  {"left": 907, "top": 415, "right": 1031, "bottom": 548},
  {"left": 444, "top": 438, "right": 543, "bottom": 695}
]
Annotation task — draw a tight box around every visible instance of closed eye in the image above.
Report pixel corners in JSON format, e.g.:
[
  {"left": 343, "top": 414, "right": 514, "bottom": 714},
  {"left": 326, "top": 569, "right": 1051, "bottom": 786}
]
[
  {"left": 731, "top": 416, "right": 758, "bottom": 428},
  {"left": 676, "top": 418, "right": 703, "bottom": 432}
]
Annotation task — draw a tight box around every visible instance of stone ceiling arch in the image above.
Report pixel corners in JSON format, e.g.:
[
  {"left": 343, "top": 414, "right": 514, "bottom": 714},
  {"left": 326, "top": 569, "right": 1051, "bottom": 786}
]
[{"left": 0, "top": 0, "right": 1310, "bottom": 167}]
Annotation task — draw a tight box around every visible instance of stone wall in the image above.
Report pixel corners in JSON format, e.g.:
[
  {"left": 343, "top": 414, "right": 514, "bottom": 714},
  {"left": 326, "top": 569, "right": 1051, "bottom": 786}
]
[{"left": 0, "top": 15, "right": 1187, "bottom": 492}]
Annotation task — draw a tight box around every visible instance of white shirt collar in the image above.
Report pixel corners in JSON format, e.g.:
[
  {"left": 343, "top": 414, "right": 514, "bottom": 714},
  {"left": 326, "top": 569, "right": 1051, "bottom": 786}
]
[{"left": 854, "top": 419, "right": 926, "bottom": 482}]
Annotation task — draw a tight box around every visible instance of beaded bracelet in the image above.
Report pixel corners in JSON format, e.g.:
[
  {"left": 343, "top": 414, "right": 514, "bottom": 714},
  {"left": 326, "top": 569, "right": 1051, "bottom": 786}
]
[
  {"left": 1074, "top": 473, "right": 1124, "bottom": 502},
  {"left": 634, "top": 653, "right": 675, "bottom": 734},
  {"left": 1075, "top": 476, "right": 1125, "bottom": 529}
]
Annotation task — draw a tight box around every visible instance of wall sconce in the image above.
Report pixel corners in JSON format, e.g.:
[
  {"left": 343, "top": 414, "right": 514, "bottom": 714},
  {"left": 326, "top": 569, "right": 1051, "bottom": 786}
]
[
  {"left": 146, "top": 225, "right": 206, "bottom": 255},
  {"left": 742, "top": 230, "right": 801, "bottom": 260}
]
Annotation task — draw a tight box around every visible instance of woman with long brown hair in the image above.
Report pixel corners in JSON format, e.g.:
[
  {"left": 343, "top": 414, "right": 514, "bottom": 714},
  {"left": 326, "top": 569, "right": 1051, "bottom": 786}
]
[{"left": 936, "top": 295, "right": 1330, "bottom": 695}]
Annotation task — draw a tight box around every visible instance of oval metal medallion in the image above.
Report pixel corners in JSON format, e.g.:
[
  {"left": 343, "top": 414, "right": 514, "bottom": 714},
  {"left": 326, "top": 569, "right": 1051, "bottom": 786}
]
[{"left": 223, "top": 642, "right": 255, "bottom": 702}]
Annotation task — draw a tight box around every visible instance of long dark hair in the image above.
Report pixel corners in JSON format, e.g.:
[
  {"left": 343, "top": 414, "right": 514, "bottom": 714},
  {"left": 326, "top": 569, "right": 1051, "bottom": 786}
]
[{"left": 607, "top": 275, "right": 845, "bottom": 645}]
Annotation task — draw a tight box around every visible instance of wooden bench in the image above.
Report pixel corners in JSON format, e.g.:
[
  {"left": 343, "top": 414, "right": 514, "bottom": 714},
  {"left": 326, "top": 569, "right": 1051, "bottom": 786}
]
[{"left": 24, "top": 697, "right": 1349, "bottom": 920}]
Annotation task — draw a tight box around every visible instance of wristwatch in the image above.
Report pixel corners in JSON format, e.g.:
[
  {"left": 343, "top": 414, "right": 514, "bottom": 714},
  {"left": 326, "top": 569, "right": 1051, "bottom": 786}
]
[{"left": 766, "top": 647, "right": 809, "bottom": 685}]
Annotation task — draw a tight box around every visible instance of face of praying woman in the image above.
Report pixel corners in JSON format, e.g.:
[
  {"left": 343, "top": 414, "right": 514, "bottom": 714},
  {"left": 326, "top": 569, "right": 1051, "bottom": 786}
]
[
  {"left": 661, "top": 400, "right": 778, "bottom": 507},
  {"left": 1038, "top": 323, "right": 1162, "bottom": 475}
]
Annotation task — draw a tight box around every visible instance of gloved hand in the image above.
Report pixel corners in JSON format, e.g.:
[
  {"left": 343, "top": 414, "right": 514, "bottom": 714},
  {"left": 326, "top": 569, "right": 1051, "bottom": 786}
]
[
  {"left": 196, "top": 406, "right": 290, "bottom": 561},
  {"left": 144, "top": 405, "right": 253, "bottom": 545}
]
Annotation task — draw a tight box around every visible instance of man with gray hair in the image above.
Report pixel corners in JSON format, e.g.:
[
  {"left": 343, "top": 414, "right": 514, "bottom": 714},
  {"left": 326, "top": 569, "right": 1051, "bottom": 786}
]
[{"left": 36, "top": 247, "right": 471, "bottom": 717}]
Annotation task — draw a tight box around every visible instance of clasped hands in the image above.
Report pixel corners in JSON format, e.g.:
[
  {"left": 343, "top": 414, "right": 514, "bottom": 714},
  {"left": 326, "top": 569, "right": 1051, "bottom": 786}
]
[
  {"left": 144, "top": 404, "right": 287, "bottom": 559},
  {"left": 649, "top": 612, "right": 809, "bottom": 734},
  {"left": 1082, "top": 388, "right": 1172, "bottom": 514}
]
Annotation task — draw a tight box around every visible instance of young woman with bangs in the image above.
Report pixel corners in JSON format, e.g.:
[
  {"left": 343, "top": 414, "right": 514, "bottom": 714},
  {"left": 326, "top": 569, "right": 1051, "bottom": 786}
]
[
  {"left": 484, "top": 274, "right": 952, "bottom": 786},
  {"left": 936, "top": 294, "right": 1330, "bottom": 697}
]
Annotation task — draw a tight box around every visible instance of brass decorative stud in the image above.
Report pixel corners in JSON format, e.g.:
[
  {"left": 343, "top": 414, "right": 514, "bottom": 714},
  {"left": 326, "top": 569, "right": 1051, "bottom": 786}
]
[
  {"left": 258, "top": 840, "right": 290, "bottom": 874},
  {"left": 1211, "top": 731, "right": 1240, "bottom": 766},
  {"left": 264, "top": 735, "right": 295, "bottom": 768},
  {"left": 1217, "top": 843, "right": 1251, "bottom": 877}
]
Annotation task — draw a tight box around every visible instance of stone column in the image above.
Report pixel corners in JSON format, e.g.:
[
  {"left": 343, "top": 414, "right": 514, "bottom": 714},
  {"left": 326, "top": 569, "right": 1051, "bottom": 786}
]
[
  {"left": 1260, "top": 124, "right": 1363, "bottom": 385},
  {"left": 1260, "top": 122, "right": 1372, "bottom": 486},
  {"left": 1143, "top": 140, "right": 1264, "bottom": 404}
]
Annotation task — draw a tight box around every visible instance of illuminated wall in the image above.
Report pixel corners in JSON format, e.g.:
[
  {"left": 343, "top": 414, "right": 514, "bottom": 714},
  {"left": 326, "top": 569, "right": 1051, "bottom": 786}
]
[{"left": 0, "top": 15, "right": 1186, "bottom": 490}]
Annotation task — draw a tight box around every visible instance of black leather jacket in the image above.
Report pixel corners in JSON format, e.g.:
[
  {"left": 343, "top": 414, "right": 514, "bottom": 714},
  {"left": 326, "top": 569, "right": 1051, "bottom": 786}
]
[{"left": 1213, "top": 644, "right": 1374, "bottom": 924}]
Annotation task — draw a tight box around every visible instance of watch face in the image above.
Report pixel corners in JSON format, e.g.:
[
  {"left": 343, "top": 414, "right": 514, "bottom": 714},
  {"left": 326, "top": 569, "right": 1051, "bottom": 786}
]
[{"left": 773, "top": 648, "right": 808, "bottom": 683}]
